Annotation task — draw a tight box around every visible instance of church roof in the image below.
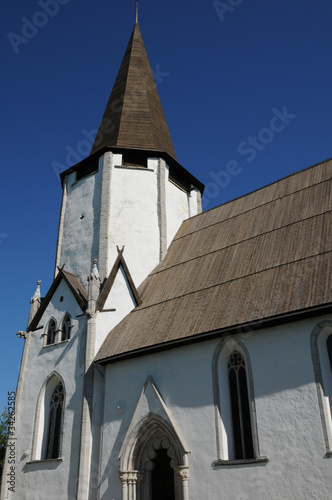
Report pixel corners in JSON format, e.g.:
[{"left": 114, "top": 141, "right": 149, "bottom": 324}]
[
  {"left": 95, "top": 158, "right": 332, "bottom": 363},
  {"left": 90, "top": 22, "right": 177, "bottom": 160}
]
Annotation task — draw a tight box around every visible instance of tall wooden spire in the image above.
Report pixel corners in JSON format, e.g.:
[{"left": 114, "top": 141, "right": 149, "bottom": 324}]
[{"left": 90, "top": 23, "right": 177, "bottom": 160}]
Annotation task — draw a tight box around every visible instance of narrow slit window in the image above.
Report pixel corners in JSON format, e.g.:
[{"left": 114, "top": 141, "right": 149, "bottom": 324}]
[
  {"left": 46, "top": 319, "right": 56, "bottom": 345},
  {"left": 61, "top": 314, "right": 72, "bottom": 341}
]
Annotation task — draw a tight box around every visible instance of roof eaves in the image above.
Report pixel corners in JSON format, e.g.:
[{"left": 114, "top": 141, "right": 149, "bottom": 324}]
[
  {"left": 94, "top": 302, "right": 332, "bottom": 365},
  {"left": 59, "top": 146, "right": 204, "bottom": 194}
]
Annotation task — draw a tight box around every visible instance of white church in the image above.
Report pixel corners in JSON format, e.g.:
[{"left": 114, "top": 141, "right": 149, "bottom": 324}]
[{"left": 2, "top": 17, "right": 332, "bottom": 500}]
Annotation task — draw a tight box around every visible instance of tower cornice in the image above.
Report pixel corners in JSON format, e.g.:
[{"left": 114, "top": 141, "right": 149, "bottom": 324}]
[{"left": 59, "top": 146, "right": 205, "bottom": 195}]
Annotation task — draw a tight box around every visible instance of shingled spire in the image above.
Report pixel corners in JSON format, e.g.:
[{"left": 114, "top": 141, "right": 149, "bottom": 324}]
[{"left": 90, "top": 22, "right": 177, "bottom": 160}]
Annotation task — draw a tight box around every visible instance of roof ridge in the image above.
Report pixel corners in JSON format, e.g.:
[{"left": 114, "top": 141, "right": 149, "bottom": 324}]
[{"left": 115, "top": 25, "right": 136, "bottom": 147}]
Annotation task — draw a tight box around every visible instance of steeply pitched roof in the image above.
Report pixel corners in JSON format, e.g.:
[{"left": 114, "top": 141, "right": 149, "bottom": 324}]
[
  {"left": 90, "top": 22, "right": 177, "bottom": 160},
  {"left": 95, "top": 158, "right": 332, "bottom": 363},
  {"left": 28, "top": 269, "right": 87, "bottom": 332}
]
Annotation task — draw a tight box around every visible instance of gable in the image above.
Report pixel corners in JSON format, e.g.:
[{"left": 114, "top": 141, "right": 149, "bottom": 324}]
[
  {"left": 28, "top": 270, "right": 87, "bottom": 332},
  {"left": 96, "top": 248, "right": 141, "bottom": 312},
  {"left": 102, "top": 264, "right": 138, "bottom": 313},
  {"left": 119, "top": 376, "right": 189, "bottom": 465}
]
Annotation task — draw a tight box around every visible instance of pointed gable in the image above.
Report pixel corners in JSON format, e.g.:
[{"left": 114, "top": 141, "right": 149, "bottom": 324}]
[
  {"left": 96, "top": 247, "right": 141, "bottom": 312},
  {"left": 90, "top": 23, "right": 177, "bottom": 160},
  {"left": 28, "top": 269, "right": 87, "bottom": 332},
  {"left": 119, "top": 376, "right": 189, "bottom": 466}
]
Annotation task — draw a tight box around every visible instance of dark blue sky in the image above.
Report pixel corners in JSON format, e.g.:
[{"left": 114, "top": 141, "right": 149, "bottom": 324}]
[{"left": 1, "top": 0, "right": 332, "bottom": 412}]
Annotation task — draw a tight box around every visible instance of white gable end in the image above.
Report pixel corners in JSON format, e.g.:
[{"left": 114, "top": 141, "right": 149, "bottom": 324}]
[
  {"left": 103, "top": 264, "right": 137, "bottom": 313},
  {"left": 35, "top": 279, "right": 84, "bottom": 332},
  {"left": 119, "top": 377, "right": 189, "bottom": 457},
  {"left": 95, "top": 262, "right": 139, "bottom": 355}
]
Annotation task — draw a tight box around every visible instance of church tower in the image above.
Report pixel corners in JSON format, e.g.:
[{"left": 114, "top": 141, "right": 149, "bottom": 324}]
[
  {"left": 54, "top": 21, "right": 203, "bottom": 289},
  {"left": 2, "top": 18, "right": 203, "bottom": 500}
]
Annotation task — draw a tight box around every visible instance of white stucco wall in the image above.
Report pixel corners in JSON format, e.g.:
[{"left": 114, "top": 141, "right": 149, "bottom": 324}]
[
  {"left": 106, "top": 156, "right": 201, "bottom": 287},
  {"left": 166, "top": 167, "right": 193, "bottom": 246},
  {"left": 57, "top": 160, "right": 103, "bottom": 287},
  {"left": 97, "top": 314, "right": 332, "bottom": 500},
  {"left": 55, "top": 152, "right": 202, "bottom": 296},
  {"left": 95, "top": 266, "right": 137, "bottom": 355},
  {"left": 92, "top": 154, "right": 203, "bottom": 357},
  {"left": 107, "top": 161, "right": 160, "bottom": 287},
  {"left": 10, "top": 280, "right": 86, "bottom": 500}
]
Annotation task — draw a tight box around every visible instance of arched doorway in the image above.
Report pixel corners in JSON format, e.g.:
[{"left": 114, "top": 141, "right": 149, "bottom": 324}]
[{"left": 119, "top": 414, "right": 189, "bottom": 500}]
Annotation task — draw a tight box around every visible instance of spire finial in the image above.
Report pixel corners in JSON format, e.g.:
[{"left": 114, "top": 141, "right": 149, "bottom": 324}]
[{"left": 136, "top": 0, "right": 138, "bottom": 24}]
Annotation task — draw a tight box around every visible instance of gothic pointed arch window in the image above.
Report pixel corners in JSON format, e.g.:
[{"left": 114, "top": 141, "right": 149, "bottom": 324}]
[
  {"left": 212, "top": 337, "right": 263, "bottom": 463},
  {"left": 311, "top": 321, "right": 332, "bottom": 455},
  {"left": 61, "top": 313, "right": 72, "bottom": 341},
  {"left": 31, "top": 374, "right": 65, "bottom": 461},
  {"left": 228, "top": 350, "right": 254, "bottom": 459},
  {"left": 46, "top": 382, "right": 64, "bottom": 459},
  {"left": 46, "top": 318, "right": 56, "bottom": 345}
]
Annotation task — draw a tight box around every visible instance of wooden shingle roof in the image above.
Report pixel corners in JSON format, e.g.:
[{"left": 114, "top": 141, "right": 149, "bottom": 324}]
[
  {"left": 90, "top": 22, "right": 177, "bottom": 160},
  {"left": 95, "top": 158, "right": 332, "bottom": 363}
]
